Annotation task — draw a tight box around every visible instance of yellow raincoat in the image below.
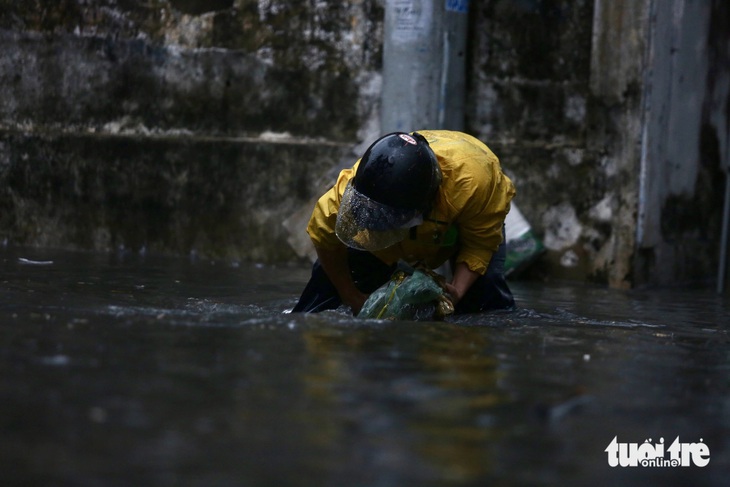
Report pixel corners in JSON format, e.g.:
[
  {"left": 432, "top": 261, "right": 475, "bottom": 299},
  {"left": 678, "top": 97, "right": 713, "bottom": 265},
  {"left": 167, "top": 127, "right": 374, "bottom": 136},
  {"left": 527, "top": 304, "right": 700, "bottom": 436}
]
[{"left": 307, "top": 130, "right": 515, "bottom": 275}]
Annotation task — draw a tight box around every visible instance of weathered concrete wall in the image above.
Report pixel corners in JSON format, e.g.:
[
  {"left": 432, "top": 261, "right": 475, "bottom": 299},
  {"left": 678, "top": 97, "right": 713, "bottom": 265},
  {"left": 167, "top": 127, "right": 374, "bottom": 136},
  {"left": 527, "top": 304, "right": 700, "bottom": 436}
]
[
  {"left": 0, "top": 0, "right": 383, "bottom": 260},
  {"left": 467, "top": 0, "right": 605, "bottom": 282},
  {"left": 0, "top": 130, "right": 348, "bottom": 261},
  {"left": 2, "top": 0, "right": 728, "bottom": 287},
  {"left": 584, "top": 0, "right": 649, "bottom": 289},
  {"left": 0, "top": 1, "right": 382, "bottom": 138},
  {"left": 469, "top": 0, "right": 729, "bottom": 288},
  {"left": 635, "top": 0, "right": 729, "bottom": 287}
]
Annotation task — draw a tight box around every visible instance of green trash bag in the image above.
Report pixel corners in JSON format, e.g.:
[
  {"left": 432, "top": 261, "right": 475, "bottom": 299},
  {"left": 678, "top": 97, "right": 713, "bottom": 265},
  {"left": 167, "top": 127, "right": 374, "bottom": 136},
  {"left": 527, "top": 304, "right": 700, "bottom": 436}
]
[{"left": 357, "top": 268, "right": 454, "bottom": 321}]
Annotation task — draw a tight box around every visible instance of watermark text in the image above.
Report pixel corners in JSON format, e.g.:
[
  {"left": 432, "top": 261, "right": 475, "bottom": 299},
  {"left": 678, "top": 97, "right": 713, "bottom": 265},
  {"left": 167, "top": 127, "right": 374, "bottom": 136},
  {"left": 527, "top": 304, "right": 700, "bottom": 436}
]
[{"left": 605, "top": 436, "right": 710, "bottom": 467}]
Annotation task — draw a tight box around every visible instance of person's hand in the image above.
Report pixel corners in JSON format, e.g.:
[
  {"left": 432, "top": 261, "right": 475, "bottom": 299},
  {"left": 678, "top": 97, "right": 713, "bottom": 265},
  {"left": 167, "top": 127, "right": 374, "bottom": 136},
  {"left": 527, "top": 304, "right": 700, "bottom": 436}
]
[
  {"left": 443, "top": 282, "right": 462, "bottom": 305},
  {"left": 446, "top": 262, "right": 480, "bottom": 307},
  {"left": 313, "top": 245, "right": 368, "bottom": 316}
]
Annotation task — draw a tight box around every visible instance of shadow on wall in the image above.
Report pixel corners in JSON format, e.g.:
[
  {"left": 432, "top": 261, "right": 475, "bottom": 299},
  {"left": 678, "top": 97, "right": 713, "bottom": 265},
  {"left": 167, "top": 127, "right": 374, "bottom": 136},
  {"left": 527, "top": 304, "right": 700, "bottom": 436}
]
[{"left": 170, "top": 0, "right": 234, "bottom": 15}]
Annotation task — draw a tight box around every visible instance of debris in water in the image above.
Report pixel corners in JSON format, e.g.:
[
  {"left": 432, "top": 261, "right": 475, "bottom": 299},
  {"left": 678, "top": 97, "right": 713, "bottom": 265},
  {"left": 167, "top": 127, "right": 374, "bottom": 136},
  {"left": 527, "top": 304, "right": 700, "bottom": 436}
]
[
  {"left": 18, "top": 257, "right": 54, "bottom": 265},
  {"left": 39, "top": 355, "right": 71, "bottom": 366},
  {"left": 535, "top": 387, "right": 592, "bottom": 423}
]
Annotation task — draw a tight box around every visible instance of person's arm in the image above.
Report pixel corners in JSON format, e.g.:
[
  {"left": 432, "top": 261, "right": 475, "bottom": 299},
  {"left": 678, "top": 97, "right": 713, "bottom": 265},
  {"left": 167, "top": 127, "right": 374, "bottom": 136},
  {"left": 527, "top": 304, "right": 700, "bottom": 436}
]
[
  {"left": 445, "top": 161, "right": 514, "bottom": 303},
  {"left": 444, "top": 261, "right": 481, "bottom": 305},
  {"left": 314, "top": 245, "right": 368, "bottom": 315}
]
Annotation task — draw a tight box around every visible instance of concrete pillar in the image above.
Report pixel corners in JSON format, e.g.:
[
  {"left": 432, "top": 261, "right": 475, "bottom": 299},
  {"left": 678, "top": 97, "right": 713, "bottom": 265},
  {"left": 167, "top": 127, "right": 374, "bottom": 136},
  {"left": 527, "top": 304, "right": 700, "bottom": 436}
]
[
  {"left": 589, "top": 0, "right": 651, "bottom": 288},
  {"left": 380, "top": 0, "right": 469, "bottom": 133},
  {"left": 637, "top": 0, "right": 712, "bottom": 249},
  {"left": 634, "top": 0, "right": 727, "bottom": 287}
]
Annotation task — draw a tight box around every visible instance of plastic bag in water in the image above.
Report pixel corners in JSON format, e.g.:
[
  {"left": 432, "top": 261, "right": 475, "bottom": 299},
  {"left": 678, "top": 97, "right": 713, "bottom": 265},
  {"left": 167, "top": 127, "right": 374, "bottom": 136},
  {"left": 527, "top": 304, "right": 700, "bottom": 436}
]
[
  {"left": 505, "top": 203, "right": 545, "bottom": 276},
  {"left": 357, "top": 268, "right": 454, "bottom": 321}
]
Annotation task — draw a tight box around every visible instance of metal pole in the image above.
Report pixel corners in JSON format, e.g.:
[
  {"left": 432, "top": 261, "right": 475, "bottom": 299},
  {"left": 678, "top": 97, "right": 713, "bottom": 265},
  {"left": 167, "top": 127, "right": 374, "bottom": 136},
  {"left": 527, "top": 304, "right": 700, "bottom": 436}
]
[{"left": 718, "top": 172, "right": 730, "bottom": 293}]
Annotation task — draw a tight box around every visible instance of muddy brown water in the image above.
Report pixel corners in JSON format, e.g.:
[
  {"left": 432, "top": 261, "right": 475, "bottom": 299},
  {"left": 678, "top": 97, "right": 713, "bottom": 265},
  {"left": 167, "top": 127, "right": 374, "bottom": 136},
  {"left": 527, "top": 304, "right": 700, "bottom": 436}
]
[{"left": 1, "top": 247, "right": 728, "bottom": 486}]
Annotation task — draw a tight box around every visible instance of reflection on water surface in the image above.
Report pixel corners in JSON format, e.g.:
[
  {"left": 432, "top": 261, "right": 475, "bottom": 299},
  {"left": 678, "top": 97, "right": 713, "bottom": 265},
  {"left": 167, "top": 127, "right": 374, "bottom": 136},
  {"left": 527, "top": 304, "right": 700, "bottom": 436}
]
[{"left": 1, "top": 248, "right": 728, "bottom": 486}]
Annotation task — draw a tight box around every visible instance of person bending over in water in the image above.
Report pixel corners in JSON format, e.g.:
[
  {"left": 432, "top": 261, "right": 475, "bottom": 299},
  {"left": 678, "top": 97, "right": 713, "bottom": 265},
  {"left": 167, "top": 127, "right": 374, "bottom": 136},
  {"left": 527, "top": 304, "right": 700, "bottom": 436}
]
[{"left": 292, "top": 130, "right": 516, "bottom": 315}]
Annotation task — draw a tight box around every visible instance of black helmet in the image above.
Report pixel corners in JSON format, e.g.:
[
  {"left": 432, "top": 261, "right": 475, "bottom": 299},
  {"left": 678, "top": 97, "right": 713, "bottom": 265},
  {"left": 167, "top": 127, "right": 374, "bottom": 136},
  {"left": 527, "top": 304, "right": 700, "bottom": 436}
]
[
  {"left": 354, "top": 132, "right": 441, "bottom": 211},
  {"left": 335, "top": 132, "right": 441, "bottom": 251}
]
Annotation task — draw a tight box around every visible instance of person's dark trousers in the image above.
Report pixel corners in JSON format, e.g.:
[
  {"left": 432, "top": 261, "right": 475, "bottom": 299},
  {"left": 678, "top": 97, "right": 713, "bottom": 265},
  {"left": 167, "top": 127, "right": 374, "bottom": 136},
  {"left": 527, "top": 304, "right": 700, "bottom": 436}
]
[
  {"left": 292, "top": 233, "right": 515, "bottom": 314},
  {"left": 291, "top": 249, "right": 395, "bottom": 313}
]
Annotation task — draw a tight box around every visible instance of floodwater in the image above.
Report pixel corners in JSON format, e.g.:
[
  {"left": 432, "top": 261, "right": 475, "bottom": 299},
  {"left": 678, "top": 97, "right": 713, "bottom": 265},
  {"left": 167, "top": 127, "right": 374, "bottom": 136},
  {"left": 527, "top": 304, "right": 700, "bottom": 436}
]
[{"left": 1, "top": 247, "right": 728, "bottom": 487}]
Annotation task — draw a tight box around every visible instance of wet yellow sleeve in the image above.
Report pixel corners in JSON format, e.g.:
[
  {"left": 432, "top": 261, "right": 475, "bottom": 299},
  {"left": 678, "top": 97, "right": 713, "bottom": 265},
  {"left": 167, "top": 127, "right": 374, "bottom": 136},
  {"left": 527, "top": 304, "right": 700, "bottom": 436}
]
[
  {"left": 306, "top": 165, "right": 357, "bottom": 250},
  {"left": 453, "top": 168, "right": 515, "bottom": 275},
  {"left": 420, "top": 130, "right": 516, "bottom": 275}
]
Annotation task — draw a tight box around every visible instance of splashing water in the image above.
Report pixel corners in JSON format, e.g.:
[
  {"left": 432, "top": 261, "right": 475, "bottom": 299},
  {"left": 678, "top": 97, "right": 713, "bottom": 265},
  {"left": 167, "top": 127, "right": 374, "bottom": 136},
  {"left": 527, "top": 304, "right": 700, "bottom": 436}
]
[{"left": 1, "top": 247, "right": 728, "bottom": 486}]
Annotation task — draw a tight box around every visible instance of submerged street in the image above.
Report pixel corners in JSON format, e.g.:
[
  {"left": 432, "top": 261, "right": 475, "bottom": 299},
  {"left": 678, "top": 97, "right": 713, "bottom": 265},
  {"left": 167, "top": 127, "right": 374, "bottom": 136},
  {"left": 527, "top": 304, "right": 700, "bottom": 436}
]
[{"left": 1, "top": 247, "right": 728, "bottom": 486}]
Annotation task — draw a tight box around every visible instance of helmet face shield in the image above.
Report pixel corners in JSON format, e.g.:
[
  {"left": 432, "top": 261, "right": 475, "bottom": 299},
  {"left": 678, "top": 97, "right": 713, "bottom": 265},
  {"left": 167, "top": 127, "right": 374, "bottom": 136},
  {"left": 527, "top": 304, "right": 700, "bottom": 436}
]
[{"left": 335, "top": 181, "right": 422, "bottom": 251}]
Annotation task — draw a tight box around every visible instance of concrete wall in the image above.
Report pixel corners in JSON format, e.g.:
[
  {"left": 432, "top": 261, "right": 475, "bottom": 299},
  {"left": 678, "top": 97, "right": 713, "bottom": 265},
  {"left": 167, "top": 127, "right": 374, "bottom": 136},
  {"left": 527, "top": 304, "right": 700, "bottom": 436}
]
[
  {"left": 635, "top": 0, "right": 729, "bottom": 287},
  {"left": 1, "top": 0, "right": 728, "bottom": 288},
  {"left": 0, "top": 0, "right": 383, "bottom": 261},
  {"left": 470, "top": 0, "right": 729, "bottom": 288},
  {"left": 468, "top": 0, "right": 608, "bottom": 283}
]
